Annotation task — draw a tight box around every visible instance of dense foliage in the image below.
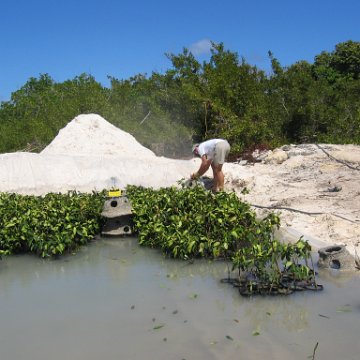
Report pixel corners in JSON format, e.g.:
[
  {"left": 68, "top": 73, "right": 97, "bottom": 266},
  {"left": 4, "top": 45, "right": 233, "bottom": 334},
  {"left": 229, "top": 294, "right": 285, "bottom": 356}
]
[
  {"left": 0, "top": 191, "right": 105, "bottom": 258},
  {"left": 1, "top": 41, "right": 359, "bottom": 157},
  {"left": 127, "top": 185, "right": 319, "bottom": 295},
  {"left": 127, "top": 185, "right": 265, "bottom": 259}
]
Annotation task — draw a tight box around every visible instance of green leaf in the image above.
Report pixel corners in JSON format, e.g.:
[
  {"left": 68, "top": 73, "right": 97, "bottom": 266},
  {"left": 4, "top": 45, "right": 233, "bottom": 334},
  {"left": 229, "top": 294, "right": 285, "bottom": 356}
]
[
  {"left": 153, "top": 324, "right": 165, "bottom": 330},
  {"left": 187, "top": 240, "right": 196, "bottom": 253}
]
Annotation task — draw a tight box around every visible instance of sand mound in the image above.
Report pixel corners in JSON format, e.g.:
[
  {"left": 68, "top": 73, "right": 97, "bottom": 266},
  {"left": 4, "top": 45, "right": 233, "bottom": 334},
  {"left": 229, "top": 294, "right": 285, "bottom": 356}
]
[
  {"left": 41, "top": 114, "right": 156, "bottom": 158},
  {"left": 0, "top": 114, "right": 196, "bottom": 195}
]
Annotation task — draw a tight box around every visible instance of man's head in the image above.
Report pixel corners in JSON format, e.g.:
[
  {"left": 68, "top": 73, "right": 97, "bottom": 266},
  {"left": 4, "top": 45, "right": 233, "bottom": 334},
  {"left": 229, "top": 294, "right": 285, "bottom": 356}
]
[{"left": 192, "top": 144, "right": 200, "bottom": 157}]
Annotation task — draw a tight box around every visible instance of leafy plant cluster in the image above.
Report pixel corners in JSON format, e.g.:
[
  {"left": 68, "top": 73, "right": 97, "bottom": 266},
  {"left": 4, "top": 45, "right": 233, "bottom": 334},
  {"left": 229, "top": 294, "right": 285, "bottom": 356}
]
[
  {"left": 1, "top": 41, "right": 359, "bottom": 157},
  {"left": 126, "top": 185, "right": 320, "bottom": 295},
  {"left": 0, "top": 191, "right": 105, "bottom": 258},
  {"left": 231, "top": 235, "right": 320, "bottom": 296},
  {"left": 127, "top": 185, "right": 265, "bottom": 259}
]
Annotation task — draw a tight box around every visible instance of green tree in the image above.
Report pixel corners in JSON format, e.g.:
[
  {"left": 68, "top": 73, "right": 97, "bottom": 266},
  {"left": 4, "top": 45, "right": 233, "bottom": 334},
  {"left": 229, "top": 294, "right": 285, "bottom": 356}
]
[
  {"left": 314, "top": 40, "right": 360, "bottom": 81},
  {"left": 0, "top": 73, "right": 109, "bottom": 153},
  {"left": 1, "top": 40, "right": 360, "bottom": 156}
]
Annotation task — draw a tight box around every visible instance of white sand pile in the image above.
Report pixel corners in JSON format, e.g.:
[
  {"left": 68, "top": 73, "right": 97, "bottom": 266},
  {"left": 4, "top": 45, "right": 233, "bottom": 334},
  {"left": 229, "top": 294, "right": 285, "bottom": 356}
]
[
  {"left": 0, "top": 114, "right": 196, "bottom": 194},
  {"left": 41, "top": 114, "right": 156, "bottom": 158}
]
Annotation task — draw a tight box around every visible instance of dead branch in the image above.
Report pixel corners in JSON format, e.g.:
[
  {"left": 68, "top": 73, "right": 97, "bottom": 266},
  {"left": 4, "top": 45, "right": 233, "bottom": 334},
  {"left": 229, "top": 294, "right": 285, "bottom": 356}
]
[
  {"left": 250, "top": 204, "right": 359, "bottom": 224},
  {"left": 316, "top": 144, "right": 360, "bottom": 171}
]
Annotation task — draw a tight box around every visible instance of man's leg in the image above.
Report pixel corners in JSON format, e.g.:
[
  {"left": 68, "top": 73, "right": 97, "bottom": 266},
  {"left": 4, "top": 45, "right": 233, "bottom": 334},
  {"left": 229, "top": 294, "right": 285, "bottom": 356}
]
[
  {"left": 211, "top": 163, "right": 224, "bottom": 191},
  {"left": 212, "top": 141, "right": 230, "bottom": 191}
]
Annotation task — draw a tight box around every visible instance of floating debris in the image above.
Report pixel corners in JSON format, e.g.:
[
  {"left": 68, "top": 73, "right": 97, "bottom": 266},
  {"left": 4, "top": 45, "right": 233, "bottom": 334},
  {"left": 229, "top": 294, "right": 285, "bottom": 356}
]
[{"left": 153, "top": 324, "right": 165, "bottom": 330}]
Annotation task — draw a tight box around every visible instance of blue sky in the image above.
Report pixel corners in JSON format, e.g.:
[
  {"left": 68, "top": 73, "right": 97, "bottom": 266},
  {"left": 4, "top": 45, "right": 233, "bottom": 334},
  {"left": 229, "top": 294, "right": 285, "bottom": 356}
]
[{"left": 1, "top": 0, "right": 359, "bottom": 101}]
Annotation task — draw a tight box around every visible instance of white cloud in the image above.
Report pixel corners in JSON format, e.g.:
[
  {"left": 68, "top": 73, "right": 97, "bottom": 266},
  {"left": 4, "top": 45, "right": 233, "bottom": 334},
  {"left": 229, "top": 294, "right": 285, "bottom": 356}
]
[{"left": 189, "top": 39, "right": 212, "bottom": 56}]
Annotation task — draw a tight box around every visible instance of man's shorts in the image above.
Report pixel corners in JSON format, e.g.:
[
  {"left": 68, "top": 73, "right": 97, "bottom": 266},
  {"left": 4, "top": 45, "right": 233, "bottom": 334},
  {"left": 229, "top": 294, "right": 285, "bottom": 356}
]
[{"left": 214, "top": 140, "right": 230, "bottom": 165}]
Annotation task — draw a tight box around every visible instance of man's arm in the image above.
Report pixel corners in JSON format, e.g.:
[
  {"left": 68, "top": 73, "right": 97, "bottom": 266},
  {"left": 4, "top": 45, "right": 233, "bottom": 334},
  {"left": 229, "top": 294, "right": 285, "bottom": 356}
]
[{"left": 191, "top": 155, "right": 212, "bottom": 179}]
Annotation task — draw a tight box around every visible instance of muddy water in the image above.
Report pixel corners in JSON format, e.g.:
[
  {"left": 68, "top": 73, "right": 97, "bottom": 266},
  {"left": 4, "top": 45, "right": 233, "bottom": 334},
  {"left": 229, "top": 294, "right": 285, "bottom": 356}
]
[{"left": 0, "top": 237, "right": 359, "bottom": 360}]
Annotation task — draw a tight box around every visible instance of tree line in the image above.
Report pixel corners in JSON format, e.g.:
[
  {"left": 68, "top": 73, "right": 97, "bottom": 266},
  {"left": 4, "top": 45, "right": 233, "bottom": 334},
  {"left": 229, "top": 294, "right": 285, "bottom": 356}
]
[{"left": 0, "top": 40, "right": 359, "bottom": 158}]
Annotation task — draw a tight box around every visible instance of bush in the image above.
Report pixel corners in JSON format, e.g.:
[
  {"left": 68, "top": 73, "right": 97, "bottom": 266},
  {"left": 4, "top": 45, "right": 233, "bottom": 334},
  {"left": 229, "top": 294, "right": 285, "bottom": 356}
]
[{"left": 0, "top": 191, "right": 105, "bottom": 257}]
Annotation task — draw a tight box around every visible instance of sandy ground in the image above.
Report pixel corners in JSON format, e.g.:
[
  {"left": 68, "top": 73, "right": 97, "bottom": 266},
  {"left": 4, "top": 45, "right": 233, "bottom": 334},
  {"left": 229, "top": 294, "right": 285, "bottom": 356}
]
[
  {"left": 224, "top": 144, "right": 360, "bottom": 257},
  {"left": 1, "top": 114, "right": 359, "bottom": 258}
]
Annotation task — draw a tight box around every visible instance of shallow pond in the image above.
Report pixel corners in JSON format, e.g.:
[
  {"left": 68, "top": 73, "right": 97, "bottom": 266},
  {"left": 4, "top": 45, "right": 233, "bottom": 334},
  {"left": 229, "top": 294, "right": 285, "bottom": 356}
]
[{"left": 1, "top": 237, "right": 359, "bottom": 360}]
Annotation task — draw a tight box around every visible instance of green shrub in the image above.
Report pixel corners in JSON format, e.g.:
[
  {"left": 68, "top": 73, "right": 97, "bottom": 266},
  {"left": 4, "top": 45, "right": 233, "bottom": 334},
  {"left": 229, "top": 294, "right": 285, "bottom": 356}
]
[
  {"left": 126, "top": 185, "right": 278, "bottom": 260},
  {"left": 0, "top": 191, "right": 105, "bottom": 257}
]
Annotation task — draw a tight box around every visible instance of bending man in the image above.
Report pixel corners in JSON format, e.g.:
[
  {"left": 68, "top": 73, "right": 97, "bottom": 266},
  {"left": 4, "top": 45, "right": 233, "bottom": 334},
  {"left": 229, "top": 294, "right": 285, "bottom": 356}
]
[{"left": 191, "top": 139, "right": 230, "bottom": 192}]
